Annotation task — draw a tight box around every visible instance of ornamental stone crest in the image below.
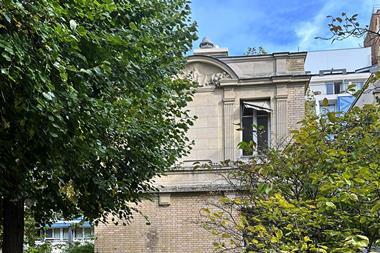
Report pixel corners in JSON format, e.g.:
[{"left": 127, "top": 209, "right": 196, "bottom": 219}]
[{"left": 182, "top": 63, "right": 231, "bottom": 87}]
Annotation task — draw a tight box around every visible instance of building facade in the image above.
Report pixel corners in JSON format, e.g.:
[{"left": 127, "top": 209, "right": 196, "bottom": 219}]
[
  {"left": 35, "top": 218, "right": 94, "bottom": 253},
  {"left": 95, "top": 39, "right": 310, "bottom": 253},
  {"left": 365, "top": 9, "right": 380, "bottom": 65},
  {"left": 352, "top": 75, "right": 380, "bottom": 108},
  {"left": 305, "top": 48, "right": 372, "bottom": 115}
]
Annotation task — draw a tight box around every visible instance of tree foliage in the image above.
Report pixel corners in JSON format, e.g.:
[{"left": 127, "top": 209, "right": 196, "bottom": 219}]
[
  {"left": 0, "top": 0, "right": 197, "bottom": 248},
  {"left": 202, "top": 104, "right": 380, "bottom": 252},
  {"left": 245, "top": 47, "right": 268, "bottom": 56},
  {"left": 316, "top": 12, "right": 378, "bottom": 43},
  {"left": 65, "top": 242, "right": 94, "bottom": 253}
]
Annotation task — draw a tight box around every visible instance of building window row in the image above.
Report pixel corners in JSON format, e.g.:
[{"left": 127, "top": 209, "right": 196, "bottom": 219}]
[
  {"left": 41, "top": 227, "right": 93, "bottom": 241},
  {"left": 313, "top": 80, "right": 364, "bottom": 96}
]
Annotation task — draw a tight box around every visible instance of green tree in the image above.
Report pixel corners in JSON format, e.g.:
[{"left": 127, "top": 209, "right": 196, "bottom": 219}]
[
  {"left": 0, "top": 0, "right": 197, "bottom": 252},
  {"left": 201, "top": 103, "right": 380, "bottom": 252},
  {"left": 65, "top": 242, "right": 93, "bottom": 253},
  {"left": 245, "top": 47, "right": 268, "bottom": 56},
  {"left": 316, "top": 12, "right": 377, "bottom": 43}
]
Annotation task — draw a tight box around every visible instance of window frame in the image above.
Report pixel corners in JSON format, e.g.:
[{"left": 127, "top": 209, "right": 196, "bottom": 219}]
[{"left": 240, "top": 100, "right": 271, "bottom": 157}]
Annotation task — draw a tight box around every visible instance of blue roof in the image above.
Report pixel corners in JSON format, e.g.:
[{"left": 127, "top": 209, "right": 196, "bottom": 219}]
[
  {"left": 45, "top": 218, "right": 92, "bottom": 229},
  {"left": 50, "top": 222, "right": 71, "bottom": 229}
]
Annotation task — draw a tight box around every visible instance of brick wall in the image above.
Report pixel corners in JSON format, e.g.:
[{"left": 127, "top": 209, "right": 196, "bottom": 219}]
[
  {"left": 287, "top": 83, "right": 306, "bottom": 131},
  {"left": 95, "top": 193, "right": 220, "bottom": 253}
]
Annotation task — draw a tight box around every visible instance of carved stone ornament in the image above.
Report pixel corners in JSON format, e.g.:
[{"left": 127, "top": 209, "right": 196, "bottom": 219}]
[
  {"left": 181, "top": 63, "right": 231, "bottom": 87},
  {"left": 208, "top": 72, "right": 231, "bottom": 86}
]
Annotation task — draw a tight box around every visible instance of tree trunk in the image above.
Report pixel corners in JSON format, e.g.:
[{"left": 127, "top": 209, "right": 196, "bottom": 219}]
[{"left": 2, "top": 198, "right": 24, "bottom": 253}]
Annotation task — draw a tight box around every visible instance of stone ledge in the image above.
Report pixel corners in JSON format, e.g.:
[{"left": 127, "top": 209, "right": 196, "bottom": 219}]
[{"left": 157, "top": 183, "right": 235, "bottom": 193}]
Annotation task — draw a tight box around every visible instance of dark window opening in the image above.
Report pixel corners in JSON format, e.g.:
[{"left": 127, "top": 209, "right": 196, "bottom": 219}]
[
  {"left": 334, "top": 81, "right": 342, "bottom": 94},
  {"left": 241, "top": 102, "right": 270, "bottom": 156},
  {"left": 257, "top": 111, "right": 269, "bottom": 152}
]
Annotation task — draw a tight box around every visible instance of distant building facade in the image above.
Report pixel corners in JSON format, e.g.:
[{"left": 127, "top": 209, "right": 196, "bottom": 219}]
[
  {"left": 305, "top": 48, "right": 372, "bottom": 115},
  {"left": 352, "top": 75, "right": 380, "bottom": 108},
  {"left": 95, "top": 38, "right": 310, "bottom": 253},
  {"left": 35, "top": 218, "right": 94, "bottom": 253}
]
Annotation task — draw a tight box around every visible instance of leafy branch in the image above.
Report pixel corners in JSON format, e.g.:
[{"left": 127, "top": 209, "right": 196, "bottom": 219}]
[{"left": 316, "top": 12, "right": 380, "bottom": 44}]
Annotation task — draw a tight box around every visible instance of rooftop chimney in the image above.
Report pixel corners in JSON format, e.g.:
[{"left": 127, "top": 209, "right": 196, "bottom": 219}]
[{"left": 193, "top": 36, "right": 229, "bottom": 57}]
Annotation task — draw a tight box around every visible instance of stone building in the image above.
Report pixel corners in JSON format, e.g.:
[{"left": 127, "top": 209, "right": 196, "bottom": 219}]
[
  {"left": 365, "top": 9, "right": 380, "bottom": 65},
  {"left": 95, "top": 38, "right": 310, "bottom": 253}
]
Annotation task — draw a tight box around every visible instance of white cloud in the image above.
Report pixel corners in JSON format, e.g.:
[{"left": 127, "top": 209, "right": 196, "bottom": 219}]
[
  {"left": 295, "top": 0, "right": 373, "bottom": 51},
  {"left": 191, "top": 0, "right": 374, "bottom": 54}
]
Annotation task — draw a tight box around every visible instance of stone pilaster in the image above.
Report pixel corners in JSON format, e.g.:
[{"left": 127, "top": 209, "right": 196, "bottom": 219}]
[
  {"left": 223, "top": 98, "right": 235, "bottom": 161},
  {"left": 276, "top": 96, "right": 288, "bottom": 143},
  {"left": 276, "top": 84, "right": 288, "bottom": 144}
]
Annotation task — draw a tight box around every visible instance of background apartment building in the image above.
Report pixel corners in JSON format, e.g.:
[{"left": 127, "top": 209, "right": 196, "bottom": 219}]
[
  {"left": 35, "top": 218, "right": 94, "bottom": 253},
  {"left": 305, "top": 47, "right": 372, "bottom": 115}
]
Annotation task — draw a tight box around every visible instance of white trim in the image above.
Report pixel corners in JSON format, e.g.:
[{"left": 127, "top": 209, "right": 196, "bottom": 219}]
[{"left": 243, "top": 101, "right": 272, "bottom": 113}]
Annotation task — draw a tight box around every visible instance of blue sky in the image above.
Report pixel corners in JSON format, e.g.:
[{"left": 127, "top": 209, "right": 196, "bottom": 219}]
[{"left": 190, "top": 0, "right": 374, "bottom": 55}]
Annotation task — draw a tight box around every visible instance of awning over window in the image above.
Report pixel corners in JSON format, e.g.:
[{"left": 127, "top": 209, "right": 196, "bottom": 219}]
[{"left": 243, "top": 101, "right": 272, "bottom": 113}]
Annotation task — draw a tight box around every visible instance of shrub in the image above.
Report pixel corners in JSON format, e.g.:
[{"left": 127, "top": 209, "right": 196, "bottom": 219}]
[{"left": 65, "top": 243, "right": 94, "bottom": 253}]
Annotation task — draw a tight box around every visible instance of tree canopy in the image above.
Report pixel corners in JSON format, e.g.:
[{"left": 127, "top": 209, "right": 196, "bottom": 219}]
[
  {"left": 245, "top": 47, "right": 268, "bottom": 56},
  {"left": 202, "top": 103, "right": 380, "bottom": 252},
  {"left": 0, "top": 0, "right": 196, "bottom": 251},
  {"left": 316, "top": 12, "right": 378, "bottom": 44}
]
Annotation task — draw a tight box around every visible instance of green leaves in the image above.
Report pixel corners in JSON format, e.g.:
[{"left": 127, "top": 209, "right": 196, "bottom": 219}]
[
  {"left": 42, "top": 92, "right": 55, "bottom": 101},
  {"left": 318, "top": 12, "right": 372, "bottom": 43},
  {"left": 344, "top": 235, "right": 369, "bottom": 249},
  {"left": 0, "top": 0, "right": 197, "bottom": 232},
  {"left": 325, "top": 201, "right": 336, "bottom": 209},
  {"left": 204, "top": 103, "right": 380, "bottom": 252}
]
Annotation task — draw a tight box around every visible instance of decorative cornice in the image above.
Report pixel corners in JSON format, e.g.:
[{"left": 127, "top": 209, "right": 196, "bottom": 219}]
[
  {"left": 223, "top": 98, "right": 235, "bottom": 103},
  {"left": 158, "top": 184, "right": 235, "bottom": 193},
  {"left": 218, "top": 51, "right": 307, "bottom": 62},
  {"left": 219, "top": 74, "right": 311, "bottom": 87},
  {"left": 275, "top": 95, "right": 288, "bottom": 99},
  {"left": 187, "top": 55, "right": 239, "bottom": 79}
]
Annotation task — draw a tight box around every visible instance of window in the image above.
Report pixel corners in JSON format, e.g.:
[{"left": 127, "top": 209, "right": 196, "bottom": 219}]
[
  {"left": 84, "top": 228, "right": 93, "bottom": 238},
  {"left": 334, "top": 82, "right": 342, "bottom": 94},
  {"left": 45, "top": 229, "right": 53, "bottom": 239},
  {"left": 53, "top": 228, "right": 60, "bottom": 239},
  {"left": 63, "top": 228, "right": 69, "bottom": 240},
  {"left": 320, "top": 103, "right": 336, "bottom": 115},
  {"left": 326, "top": 82, "right": 344, "bottom": 94},
  {"left": 356, "top": 82, "right": 364, "bottom": 90},
  {"left": 346, "top": 81, "right": 364, "bottom": 92},
  {"left": 326, "top": 83, "right": 334, "bottom": 95},
  {"left": 241, "top": 101, "right": 271, "bottom": 155},
  {"left": 74, "top": 228, "right": 83, "bottom": 239}
]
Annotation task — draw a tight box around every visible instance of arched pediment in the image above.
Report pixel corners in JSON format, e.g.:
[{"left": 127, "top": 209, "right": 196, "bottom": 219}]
[{"left": 183, "top": 55, "right": 238, "bottom": 87}]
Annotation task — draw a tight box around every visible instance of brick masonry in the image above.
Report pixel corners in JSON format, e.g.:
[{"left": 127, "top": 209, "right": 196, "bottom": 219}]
[
  {"left": 287, "top": 83, "right": 306, "bottom": 131},
  {"left": 95, "top": 193, "right": 220, "bottom": 253}
]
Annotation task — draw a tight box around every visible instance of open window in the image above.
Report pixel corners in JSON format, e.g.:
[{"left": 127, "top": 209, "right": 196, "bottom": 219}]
[{"left": 241, "top": 100, "right": 271, "bottom": 156}]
